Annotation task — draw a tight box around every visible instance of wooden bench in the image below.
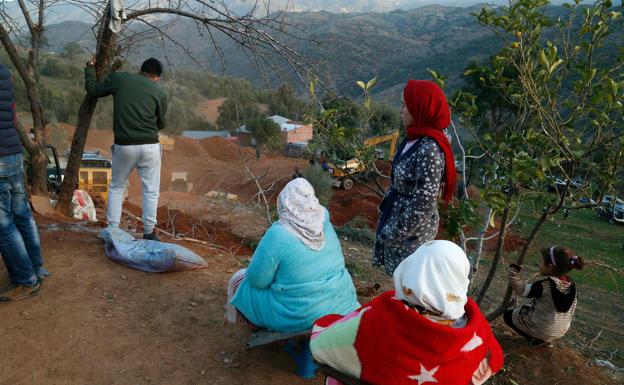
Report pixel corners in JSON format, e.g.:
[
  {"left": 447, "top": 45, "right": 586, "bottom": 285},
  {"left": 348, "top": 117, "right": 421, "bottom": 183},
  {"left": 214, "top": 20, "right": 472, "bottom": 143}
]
[
  {"left": 246, "top": 329, "right": 317, "bottom": 379},
  {"left": 317, "top": 364, "right": 373, "bottom": 385}
]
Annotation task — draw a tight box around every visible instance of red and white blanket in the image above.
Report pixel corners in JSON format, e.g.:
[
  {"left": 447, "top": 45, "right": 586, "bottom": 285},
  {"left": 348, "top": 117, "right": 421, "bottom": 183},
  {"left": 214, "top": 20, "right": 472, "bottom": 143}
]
[{"left": 311, "top": 291, "right": 504, "bottom": 385}]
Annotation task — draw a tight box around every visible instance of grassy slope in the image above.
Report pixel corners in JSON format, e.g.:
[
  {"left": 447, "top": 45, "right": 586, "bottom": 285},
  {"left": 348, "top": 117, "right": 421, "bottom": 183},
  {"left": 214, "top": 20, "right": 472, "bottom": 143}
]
[{"left": 516, "top": 204, "right": 624, "bottom": 292}]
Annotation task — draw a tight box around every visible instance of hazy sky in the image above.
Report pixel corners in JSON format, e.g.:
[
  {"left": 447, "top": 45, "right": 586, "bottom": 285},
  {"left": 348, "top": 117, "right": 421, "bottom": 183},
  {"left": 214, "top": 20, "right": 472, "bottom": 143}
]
[{"left": 0, "top": 0, "right": 579, "bottom": 25}]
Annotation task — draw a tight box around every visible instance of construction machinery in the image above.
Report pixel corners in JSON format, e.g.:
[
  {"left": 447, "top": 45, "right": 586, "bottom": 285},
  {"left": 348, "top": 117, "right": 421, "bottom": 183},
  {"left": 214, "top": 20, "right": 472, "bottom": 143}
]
[
  {"left": 171, "top": 171, "right": 193, "bottom": 192},
  {"left": 159, "top": 133, "right": 175, "bottom": 151},
  {"left": 327, "top": 130, "right": 399, "bottom": 190}
]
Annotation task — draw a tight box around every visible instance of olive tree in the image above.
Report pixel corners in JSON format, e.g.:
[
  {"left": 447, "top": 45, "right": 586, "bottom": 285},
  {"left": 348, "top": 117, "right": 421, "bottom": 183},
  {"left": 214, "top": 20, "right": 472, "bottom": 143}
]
[{"left": 447, "top": 0, "right": 623, "bottom": 319}]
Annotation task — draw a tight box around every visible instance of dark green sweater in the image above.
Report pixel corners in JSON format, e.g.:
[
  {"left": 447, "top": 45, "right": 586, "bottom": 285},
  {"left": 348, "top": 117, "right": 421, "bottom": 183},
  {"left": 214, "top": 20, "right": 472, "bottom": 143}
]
[{"left": 85, "top": 66, "right": 168, "bottom": 145}]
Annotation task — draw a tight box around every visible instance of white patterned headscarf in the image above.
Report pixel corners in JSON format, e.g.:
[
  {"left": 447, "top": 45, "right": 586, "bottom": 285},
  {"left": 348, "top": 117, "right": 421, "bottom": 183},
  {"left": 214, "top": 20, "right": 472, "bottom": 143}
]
[
  {"left": 277, "top": 178, "right": 326, "bottom": 251},
  {"left": 393, "top": 240, "right": 470, "bottom": 320}
]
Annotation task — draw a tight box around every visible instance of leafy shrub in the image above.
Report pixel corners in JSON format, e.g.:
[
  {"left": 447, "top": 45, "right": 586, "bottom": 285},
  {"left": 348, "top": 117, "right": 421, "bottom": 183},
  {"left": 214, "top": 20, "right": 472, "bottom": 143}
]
[
  {"left": 61, "top": 42, "right": 84, "bottom": 59},
  {"left": 40, "top": 58, "right": 81, "bottom": 79},
  {"left": 247, "top": 117, "right": 281, "bottom": 151},
  {"left": 336, "top": 216, "right": 376, "bottom": 246},
  {"left": 216, "top": 94, "right": 261, "bottom": 131},
  {"left": 302, "top": 165, "right": 334, "bottom": 206},
  {"left": 40, "top": 84, "right": 83, "bottom": 123}
]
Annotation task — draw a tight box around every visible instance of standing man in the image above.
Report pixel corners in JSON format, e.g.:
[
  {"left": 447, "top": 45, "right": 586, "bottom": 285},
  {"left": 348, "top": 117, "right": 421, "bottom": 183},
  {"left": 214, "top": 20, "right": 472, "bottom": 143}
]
[
  {"left": 85, "top": 58, "right": 168, "bottom": 241},
  {"left": 0, "top": 61, "right": 48, "bottom": 302}
]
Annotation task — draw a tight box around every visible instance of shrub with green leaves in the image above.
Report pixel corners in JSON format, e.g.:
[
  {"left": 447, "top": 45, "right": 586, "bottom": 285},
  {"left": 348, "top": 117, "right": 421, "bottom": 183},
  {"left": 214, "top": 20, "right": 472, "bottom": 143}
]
[
  {"left": 336, "top": 216, "right": 376, "bottom": 247},
  {"left": 302, "top": 165, "right": 334, "bottom": 206},
  {"left": 442, "top": 0, "right": 624, "bottom": 319},
  {"left": 247, "top": 117, "right": 281, "bottom": 153}
]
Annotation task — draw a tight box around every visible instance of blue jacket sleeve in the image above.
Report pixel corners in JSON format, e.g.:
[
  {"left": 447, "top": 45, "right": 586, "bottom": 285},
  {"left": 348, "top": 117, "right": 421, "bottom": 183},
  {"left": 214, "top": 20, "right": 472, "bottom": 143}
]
[{"left": 245, "top": 226, "right": 280, "bottom": 289}]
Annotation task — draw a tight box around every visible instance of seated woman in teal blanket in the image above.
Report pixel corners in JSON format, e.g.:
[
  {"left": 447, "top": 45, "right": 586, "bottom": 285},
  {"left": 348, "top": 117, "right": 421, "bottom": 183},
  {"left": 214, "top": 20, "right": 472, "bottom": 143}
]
[{"left": 225, "top": 178, "right": 360, "bottom": 332}]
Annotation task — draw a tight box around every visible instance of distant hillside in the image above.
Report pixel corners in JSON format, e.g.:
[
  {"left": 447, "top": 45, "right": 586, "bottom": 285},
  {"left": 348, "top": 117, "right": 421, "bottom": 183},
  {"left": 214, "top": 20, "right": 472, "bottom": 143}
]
[
  {"left": 42, "top": 4, "right": 621, "bottom": 98},
  {"left": 43, "top": 5, "right": 498, "bottom": 97}
]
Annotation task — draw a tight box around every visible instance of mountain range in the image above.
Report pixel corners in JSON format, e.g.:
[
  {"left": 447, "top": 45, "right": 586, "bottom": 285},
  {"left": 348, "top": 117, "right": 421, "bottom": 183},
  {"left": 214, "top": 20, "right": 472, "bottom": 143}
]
[
  {"left": 41, "top": 4, "right": 503, "bottom": 98},
  {"left": 13, "top": 2, "right": 617, "bottom": 100},
  {"left": 2, "top": 0, "right": 575, "bottom": 24}
]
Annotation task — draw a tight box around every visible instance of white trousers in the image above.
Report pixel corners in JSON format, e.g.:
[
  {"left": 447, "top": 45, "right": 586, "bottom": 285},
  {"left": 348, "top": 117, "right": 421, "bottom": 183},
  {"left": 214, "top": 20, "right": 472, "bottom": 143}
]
[{"left": 106, "top": 143, "right": 161, "bottom": 234}]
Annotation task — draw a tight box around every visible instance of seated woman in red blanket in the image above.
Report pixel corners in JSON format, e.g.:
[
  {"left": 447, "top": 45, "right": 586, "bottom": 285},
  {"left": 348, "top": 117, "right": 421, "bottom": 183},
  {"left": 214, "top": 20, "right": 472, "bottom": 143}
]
[{"left": 310, "top": 240, "right": 503, "bottom": 385}]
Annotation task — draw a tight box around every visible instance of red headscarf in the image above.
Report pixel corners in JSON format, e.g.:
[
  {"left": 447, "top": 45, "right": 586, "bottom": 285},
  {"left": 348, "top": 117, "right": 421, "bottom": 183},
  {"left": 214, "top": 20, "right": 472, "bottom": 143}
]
[{"left": 403, "top": 80, "right": 456, "bottom": 202}]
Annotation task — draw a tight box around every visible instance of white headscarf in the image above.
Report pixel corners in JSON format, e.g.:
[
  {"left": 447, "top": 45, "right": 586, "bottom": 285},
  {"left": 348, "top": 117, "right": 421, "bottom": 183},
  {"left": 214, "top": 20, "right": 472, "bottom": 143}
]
[
  {"left": 393, "top": 240, "right": 470, "bottom": 320},
  {"left": 277, "top": 178, "right": 326, "bottom": 251}
]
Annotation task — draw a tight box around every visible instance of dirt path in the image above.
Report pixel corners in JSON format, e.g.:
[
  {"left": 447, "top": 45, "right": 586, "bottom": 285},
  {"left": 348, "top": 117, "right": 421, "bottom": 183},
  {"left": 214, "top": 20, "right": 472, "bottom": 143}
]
[
  {"left": 0, "top": 216, "right": 620, "bottom": 385},
  {"left": 0, "top": 222, "right": 322, "bottom": 385}
]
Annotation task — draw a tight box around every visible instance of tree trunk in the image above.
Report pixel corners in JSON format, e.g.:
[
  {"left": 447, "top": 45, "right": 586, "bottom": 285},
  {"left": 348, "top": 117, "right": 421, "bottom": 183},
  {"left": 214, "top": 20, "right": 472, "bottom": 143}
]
[
  {"left": 56, "top": 96, "right": 99, "bottom": 215},
  {"left": 0, "top": 20, "right": 48, "bottom": 195},
  {"left": 468, "top": 206, "right": 492, "bottom": 289},
  {"left": 486, "top": 185, "right": 568, "bottom": 321},
  {"left": 476, "top": 203, "right": 511, "bottom": 305},
  {"left": 24, "top": 80, "right": 48, "bottom": 195},
  {"left": 56, "top": 9, "right": 115, "bottom": 214},
  {"left": 486, "top": 208, "right": 550, "bottom": 321}
]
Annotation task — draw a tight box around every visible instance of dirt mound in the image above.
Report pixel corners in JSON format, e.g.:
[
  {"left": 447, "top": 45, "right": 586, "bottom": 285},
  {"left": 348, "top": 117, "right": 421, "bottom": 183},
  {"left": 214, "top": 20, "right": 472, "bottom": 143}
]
[
  {"left": 1, "top": 216, "right": 618, "bottom": 385},
  {"left": 485, "top": 229, "right": 525, "bottom": 252},
  {"left": 54, "top": 124, "right": 115, "bottom": 156},
  {"left": 490, "top": 328, "right": 620, "bottom": 385},
  {"left": 173, "top": 136, "right": 205, "bottom": 158},
  {"left": 200, "top": 137, "right": 255, "bottom": 162},
  {"left": 330, "top": 185, "right": 383, "bottom": 228},
  {"left": 329, "top": 161, "right": 391, "bottom": 228},
  {"left": 479, "top": 217, "right": 526, "bottom": 253},
  {"left": 124, "top": 202, "right": 252, "bottom": 255},
  {"left": 158, "top": 191, "right": 199, "bottom": 204}
]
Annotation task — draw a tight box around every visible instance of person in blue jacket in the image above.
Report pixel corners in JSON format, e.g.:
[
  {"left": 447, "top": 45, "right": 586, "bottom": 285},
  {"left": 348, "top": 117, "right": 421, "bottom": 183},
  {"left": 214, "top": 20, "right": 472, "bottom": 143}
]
[
  {"left": 0, "top": 61, "right": 50, "bottom": 303},
  {"left": 225, "top": 178, "right": 360, "bottom": 332}
]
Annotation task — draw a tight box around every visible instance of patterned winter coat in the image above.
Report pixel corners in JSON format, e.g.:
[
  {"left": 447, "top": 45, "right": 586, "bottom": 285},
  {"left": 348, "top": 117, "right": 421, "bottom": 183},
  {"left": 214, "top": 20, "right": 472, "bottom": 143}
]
[
  {"left": 373, "top": 137, "right": 445, "bottom": 275},
  {"left": 509, "top": 270, "right": 578, "bottom": 341}
]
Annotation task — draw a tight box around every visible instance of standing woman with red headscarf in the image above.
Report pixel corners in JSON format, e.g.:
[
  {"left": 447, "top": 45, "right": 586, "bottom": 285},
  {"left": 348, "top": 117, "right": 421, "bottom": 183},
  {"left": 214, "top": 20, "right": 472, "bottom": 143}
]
[{"left": 373, "top": 80, "right": 457, "bottom": 276}]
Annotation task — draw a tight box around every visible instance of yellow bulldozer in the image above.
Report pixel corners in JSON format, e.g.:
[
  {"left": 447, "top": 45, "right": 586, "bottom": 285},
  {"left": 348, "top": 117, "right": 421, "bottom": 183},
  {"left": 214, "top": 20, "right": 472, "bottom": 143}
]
[{"left": 326, "top": 130, "right": 399, "bottom": 190}]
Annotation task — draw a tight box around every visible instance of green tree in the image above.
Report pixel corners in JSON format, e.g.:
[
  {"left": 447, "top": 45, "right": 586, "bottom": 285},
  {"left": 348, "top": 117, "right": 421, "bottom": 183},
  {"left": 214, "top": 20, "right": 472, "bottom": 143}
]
[
  {"left": 368, "top": 102, "right": 400, "bottom": 136},
  {"left": 40, "top": 57, "right": 81, "bottom": 79},
  {"left": 216, "top": 94, "right": 261, "bottom": 130},
  {"left": 40, "top": 83, "right": 83, "bottom": 123},
  {"left": 302, "top": 165, "right": 334, "bottom": 206},
  {"left": 61, "top": 42, "right": 84, "bottom": 59},
  {"left": 445, "top": 0, "right": 624, "bottom": 320},
  {"left": 268, "top": 84, "right": 306, "bottom": 120},
  {"left": 321, "top": 97, "right": 360, "bottom": 130},
  {"left": 247, "top": 117, "right": 281, "bottom": 155}
]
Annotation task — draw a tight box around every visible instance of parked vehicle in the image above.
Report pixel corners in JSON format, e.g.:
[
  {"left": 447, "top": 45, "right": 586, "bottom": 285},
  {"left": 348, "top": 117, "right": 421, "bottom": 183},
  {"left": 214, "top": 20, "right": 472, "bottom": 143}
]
[
  {"left": 578, "top": 197, "right": 596, "bottom": 204},
  {"left": 597, "top": 195, "right": 624, "bottom": 224},
  {"left": 601, "top": 195, "right": 624, "bottom": 205}
]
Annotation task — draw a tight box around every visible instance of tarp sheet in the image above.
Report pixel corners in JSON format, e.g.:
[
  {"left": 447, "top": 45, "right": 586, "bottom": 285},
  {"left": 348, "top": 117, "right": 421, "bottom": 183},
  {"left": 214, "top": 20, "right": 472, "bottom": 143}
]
[{"left": 99, "top": 227, "right": 207, "bottom": 272}]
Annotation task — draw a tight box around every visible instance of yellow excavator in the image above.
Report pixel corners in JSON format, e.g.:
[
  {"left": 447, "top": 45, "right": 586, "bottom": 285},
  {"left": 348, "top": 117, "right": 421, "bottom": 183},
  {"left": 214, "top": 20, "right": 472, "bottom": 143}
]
[{"left": 326, "top": 130, "right": 399, "bottom": 190}]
